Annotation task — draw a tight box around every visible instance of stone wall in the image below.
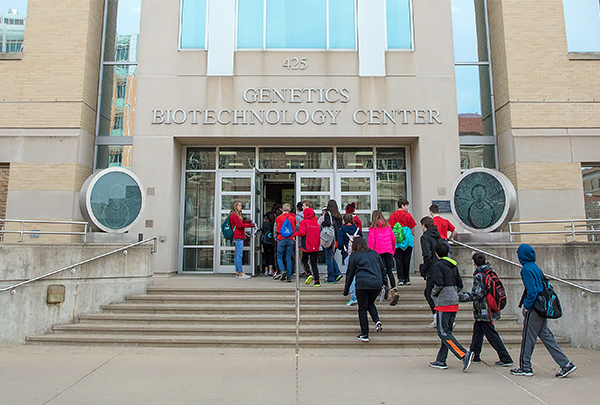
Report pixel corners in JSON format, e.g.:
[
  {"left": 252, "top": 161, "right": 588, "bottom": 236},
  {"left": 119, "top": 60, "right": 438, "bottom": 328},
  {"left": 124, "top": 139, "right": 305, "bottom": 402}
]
[
  {"left": 453, "top": 242, "right": 600, "bottom": 349},
  {"left": 0, "top": 242, "right": 155, "bottom": 346}
]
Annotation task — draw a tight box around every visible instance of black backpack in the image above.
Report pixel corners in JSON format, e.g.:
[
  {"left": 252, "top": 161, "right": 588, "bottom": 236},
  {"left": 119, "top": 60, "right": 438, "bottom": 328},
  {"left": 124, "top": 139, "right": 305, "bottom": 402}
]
[{"left": 533, "top": 276, "right": 563, "bottom": 319}]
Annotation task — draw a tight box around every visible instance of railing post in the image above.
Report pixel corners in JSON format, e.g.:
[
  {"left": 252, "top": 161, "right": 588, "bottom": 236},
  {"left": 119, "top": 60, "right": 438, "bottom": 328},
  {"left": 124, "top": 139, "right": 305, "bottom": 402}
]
[
  {"left": 571, "top": 220, "right": 576, "bottom": 242},
  {"left": 19, "top": 220, "right": 24, "bottom": 242}
]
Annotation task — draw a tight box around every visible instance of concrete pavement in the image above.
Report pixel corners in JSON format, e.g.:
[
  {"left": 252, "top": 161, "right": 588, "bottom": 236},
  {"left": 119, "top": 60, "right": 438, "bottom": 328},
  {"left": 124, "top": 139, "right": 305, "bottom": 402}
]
[{"left": 0, "top": 345, "right": 597, "bottom": 404}]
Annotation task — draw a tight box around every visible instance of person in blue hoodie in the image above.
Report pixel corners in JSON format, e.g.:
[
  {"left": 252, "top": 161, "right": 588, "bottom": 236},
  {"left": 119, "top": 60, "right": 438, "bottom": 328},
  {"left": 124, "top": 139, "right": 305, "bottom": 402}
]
[{"left": 510, "top": 244, "right": 576, "bottom": 378}]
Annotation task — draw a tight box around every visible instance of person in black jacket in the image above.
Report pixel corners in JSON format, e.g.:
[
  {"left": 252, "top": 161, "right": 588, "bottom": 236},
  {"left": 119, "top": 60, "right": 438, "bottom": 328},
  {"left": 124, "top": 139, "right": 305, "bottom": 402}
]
[
  {"left": 419, "top": 216, "right": 443, "bottom": 327},
  {"left": 343, "top": 237, "right": 387, "bottom": 342}
]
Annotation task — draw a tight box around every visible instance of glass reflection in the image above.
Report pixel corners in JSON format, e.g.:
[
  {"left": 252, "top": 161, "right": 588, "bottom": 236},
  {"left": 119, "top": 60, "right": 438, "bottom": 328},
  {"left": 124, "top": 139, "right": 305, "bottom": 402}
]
[
  {"left": 341, "top": 196, "right": 370, "bottom": 211},
  {"left": 186, "top": 148, "right": 216, "bottom": 170},
  {"left": 460, "top": 145, "right": 495, "bottom": 170},
  {"left": 451, "top": 0, "right": 488, "bottom": 62},
  {"left": 104, "top": 0, "right": 141, "bottom": 62},
  {"left": 221, "top": 249, "right": 250, "bottom": 265},
  {"left": 259, "top": 148, "right": 333, "bottom": 170},
  {"left": 377, "top": 172, "right": 407, "bottom": 219},
  {"left": 96, "top": 145, "right": 133, "bottom": 169},
  {"left": 301, "top": 177, "right": 330, "bottom": 192},
  {"left": 341, "top": 177, "right": 370, "bottom": 192},
  {"left": 456, "top": 65, "right": 493, "bottom": 137},
  {"left": 98, "top": 65, "right": 137, "bottom": 137},
  {"left": 184, "top": 172, "right": 215, "bottom": 246},
  {"left": 337, "top": 148, "right": 374, "bottom": 169},
  {"left": 376, "top": 148, "right": 406, "bottom": 170},
  {"left": 183, "top": 248, "right": 214, "bottom": 271},
  {"left": 299, "top": 195, "right": 330, "bottom": 209},
  {"left": 221, "top": 177, "right": 252, "bottom": 192},
  {"left": 0, "top": 1, "right": 27, "bottom": 53},
  {"left": 219, "top": 148, "right": 255, "bottom": 169}
]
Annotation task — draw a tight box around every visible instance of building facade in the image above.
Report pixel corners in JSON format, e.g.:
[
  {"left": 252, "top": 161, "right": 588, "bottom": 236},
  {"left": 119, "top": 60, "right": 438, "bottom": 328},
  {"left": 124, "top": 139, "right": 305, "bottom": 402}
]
[{"left": 0, "top": 0, "right": 599, "bottom": 276}]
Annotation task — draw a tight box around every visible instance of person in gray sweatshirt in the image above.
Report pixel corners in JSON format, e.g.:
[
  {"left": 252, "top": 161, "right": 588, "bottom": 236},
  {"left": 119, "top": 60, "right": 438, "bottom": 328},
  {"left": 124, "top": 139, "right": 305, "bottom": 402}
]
[{"left": 428, "top": 242, "right": 474, "bottom": 372}]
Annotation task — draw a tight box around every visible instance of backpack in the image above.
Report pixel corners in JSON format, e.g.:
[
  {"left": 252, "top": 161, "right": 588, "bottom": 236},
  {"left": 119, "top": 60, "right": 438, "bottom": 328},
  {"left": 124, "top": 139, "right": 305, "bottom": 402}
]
[
  {"left": 484, "top": 269, "right": 507, "bottom": 312},
  {"left": 533, "top": 276, "right": 562, "bottom": 319},
  {"left": 221, "top": 216, "right": 236, "bottom": 241},
  {"left": 392, "top": 222, "right": 405, "bottom": 244},
  {"left": 320, "top": 212, "right": 335, "bottom": 247},
  {"left": 280, "top": 215, "right": 294, "bottom": 238},
  {"left": 261, "top": 224, "right": 275, "bottom": 246},
  {"left": 345, "top": 228, "right": 361, "bottom": 255}
]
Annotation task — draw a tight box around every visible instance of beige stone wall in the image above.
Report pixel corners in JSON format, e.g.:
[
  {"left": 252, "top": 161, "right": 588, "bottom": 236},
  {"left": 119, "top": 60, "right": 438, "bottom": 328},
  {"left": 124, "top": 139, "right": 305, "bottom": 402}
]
[{"left": 0, "top": 163, "right": 9, "bottom": 219}]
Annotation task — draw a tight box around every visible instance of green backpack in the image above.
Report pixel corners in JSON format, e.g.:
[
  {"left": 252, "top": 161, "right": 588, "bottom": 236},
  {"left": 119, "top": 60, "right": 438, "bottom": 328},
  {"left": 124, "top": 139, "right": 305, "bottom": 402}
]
[{"left": 392, "top": 222, "right": 405, "bottom": 243}]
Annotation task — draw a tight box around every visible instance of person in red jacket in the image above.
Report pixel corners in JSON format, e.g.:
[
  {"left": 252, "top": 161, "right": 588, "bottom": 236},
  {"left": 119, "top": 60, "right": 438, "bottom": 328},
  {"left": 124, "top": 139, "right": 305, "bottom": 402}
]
[
  {"left": 345, "top": 202, "right": 363, "bottom": 229},
  {"left": 388, "top": 198, "right": 417, "bottom": 285},
  {"left": 274, "top": 203, "right": 297, "bottom": 282},
  {"left": 292, "top": 207, "right": 321, "bottom": 286},
  {"left": 229, "top": 200, "right": 254, "bottom": 279}
]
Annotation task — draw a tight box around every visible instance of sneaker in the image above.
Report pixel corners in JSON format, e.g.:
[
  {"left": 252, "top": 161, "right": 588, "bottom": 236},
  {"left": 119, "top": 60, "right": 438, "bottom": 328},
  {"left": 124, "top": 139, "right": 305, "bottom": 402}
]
[
  {"left": 356, "top": 334, "right": 369, "bottom": 342},
  {"left": 281, "top": 276, "right": 288, "bottom": 282},
  {"left": 463, "top": 351, "right": 474, "bottom": 372},
  {"left": 324, "top": 281, "right": 335, "bottom": 285},
  {"left": 397, "top": 281, "right": 404, "bottom": 286},
  {"left": 428, "top": 314, "right": 437, "bottom": 328},
  {"left": 314, "top": 283, "right": 321, "bottom": 287},
  {"left": 390, "top": 289, "right": 399, "bottom": 306},
  {"left": 238, "top": 273, "right": 251, "bottom": 279},
  {"left": 405, "top": 281, "right": 411, "bottom": 285},
  {"left": 375, "top": 321, "right": 382, "bottom": 332},
  {"left": 346, "top": 299, "right": 358, "bottom": 306},
  {"left": 287, "top": 277, "right": 293, "bottom": 282},
  {"left": 495, "top": 360, "right": 513, "bottom": 367},
  {"left": 429, "top": 361, "right": 448, "bottom": 370},
  {"left": 556, "top": 362, "right": 576, "bottom": 378},
  {"left": 305, "top": 275, "right": 313, "bottom": 285},
  {"left": 510, "top": 367, "right": 533, "bottom": 376},
  {"left": 335, "top": 274, "right": 344, "bottom": 282},
  {"left": 273, "top": 272, "right": 282, "bottom": 280},
  {"left": 472, "top": 358, "right": 482, "bottom": 364}
]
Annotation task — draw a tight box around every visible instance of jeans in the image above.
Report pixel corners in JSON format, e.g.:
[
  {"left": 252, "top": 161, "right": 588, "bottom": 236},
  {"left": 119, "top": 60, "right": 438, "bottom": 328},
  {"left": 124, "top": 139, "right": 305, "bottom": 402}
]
[
  {"left": 470, "top": 321, "right": 513, "bottom": 363},
  {"left": 394, "top": 246, "right": 412, "bottom": 283},
  {"left": 234, "top": 239, "right": 244, "bottom": 273},
  {"left": 325, "top": 246, "right": 341, "bottom": 282},
  {"left": 436, "top": 311, "right": 468, "bottom": 363},
  {"left": 344, "top": 256, "right": 356, "bottom": 300},
  {"left": 356, "top": 289, "right": 381, "bottom": 336},
  {"left": 424, "top": 277, "right": 435, "bottom": 314},
  {"left": 276, "top": 238, "right": 294, "bottom": 278}
]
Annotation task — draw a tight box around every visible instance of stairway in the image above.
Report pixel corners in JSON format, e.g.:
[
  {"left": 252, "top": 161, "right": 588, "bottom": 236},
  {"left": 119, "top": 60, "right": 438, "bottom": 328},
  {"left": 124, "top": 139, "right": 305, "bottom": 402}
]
[{"left": 27, "top": 278, "right": 568, "bottom": 348}]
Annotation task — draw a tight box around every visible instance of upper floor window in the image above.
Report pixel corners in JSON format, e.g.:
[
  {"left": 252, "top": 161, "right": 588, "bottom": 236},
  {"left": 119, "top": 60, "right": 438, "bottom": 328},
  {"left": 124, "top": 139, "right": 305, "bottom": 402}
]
[
  {"left": 180, "top": 0, "right": 207, "bottom": 49},
  {"left": 238, "top": 0, "right": 356, "bottom": 49},
  {"left": 0, "top": 2, "right": 27, "bottom": 53},
  {"left": 386, "top": 0, "right": 412, "bottom": 49},
  {"left": 563, "top": 0, "right": 600, "bottom": 52}
]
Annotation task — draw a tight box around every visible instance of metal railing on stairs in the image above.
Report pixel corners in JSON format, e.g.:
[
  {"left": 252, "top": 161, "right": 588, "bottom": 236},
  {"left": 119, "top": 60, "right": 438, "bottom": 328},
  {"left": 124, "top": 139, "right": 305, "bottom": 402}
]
[
  {"left": 509, "top": 218, "right": 600, "bottom": 242},
  {"left": 0, "top": 219, "right": 89, "bottom": 242},
  {"left": 0, "top": 237, "right": 157, "bottom": 295},
  {"left": 451, "top": 239, "right": 600, "bottom": 294}
]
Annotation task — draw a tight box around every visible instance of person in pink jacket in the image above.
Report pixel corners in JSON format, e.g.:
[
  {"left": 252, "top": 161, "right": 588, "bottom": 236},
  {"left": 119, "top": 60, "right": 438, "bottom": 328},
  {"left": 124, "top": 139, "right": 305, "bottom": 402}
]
[{"left": 368, "top": 210, "right": 399, "bottom": 306}]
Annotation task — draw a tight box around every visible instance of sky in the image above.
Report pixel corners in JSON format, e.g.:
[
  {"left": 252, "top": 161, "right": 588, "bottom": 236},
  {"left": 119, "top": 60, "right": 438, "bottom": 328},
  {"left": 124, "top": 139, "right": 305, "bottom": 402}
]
[{"left": 0, "top": 0, "right": 28, "bottom": 15}]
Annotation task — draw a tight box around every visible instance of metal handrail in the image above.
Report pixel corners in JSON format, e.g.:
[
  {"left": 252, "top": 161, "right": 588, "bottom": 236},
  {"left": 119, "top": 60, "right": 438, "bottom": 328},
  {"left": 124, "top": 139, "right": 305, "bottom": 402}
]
[
  {"left": 0, "top": 237, "right": 157, "bottom": 294},
  {"left": 0, "top": 219, "right": 89, "bottom": 242},
  {"left": 509, "top": 218, "right": 600, "bottom": 242},
  {"left": 451, "top": 239, "right": 600, "bottom": 294}
]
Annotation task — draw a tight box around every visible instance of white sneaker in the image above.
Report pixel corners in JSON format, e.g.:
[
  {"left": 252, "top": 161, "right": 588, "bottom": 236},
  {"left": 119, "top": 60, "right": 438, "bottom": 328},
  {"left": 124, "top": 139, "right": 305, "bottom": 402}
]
[
  {"left": 428, "top": 314, "right": 437, "bottom": 328},
  {"left": 238, "top": 273, "right": 251, "bottom": 279}
]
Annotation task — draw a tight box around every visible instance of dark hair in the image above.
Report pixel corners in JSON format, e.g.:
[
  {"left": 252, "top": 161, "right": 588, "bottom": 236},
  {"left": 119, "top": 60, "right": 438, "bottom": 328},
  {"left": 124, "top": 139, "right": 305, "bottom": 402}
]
[
  {"left": 266, "top": 212, "right": 275, "bottom": 223},
  {"left": 435, "top": 242, "right": 449, "bottom": 257},
  {"left": 302, "top": 200, "right": 313, "bottom": 208},
  {"left": 351, "top": 236, "right": 369, "bottom": 253},
  {"left": 420, "top": 216, "right": 434, "bottom": 229},
  {"left": 297, "top": 202, "right": 303, "bottom": 212},
  {"left": 343, "top": 213, "right": 354, "bottom": 224},
  {"left": 327, "top": 199, "right": 342, "bottom": 220},
  {"left": 429, "top": 204, "right": 439, "bottom": 214},
  {"left": 397, "top": 198, "right": 409, "bottom": 209},
  {"left": 473, "top": 252, "right": 486, "bottom": 266}
]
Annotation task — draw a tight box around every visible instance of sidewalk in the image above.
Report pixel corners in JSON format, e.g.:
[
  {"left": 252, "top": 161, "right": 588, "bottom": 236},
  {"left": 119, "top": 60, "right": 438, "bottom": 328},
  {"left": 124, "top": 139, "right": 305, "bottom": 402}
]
[{"left": 0, "top": 345, "right": 595, "bottom": 404}]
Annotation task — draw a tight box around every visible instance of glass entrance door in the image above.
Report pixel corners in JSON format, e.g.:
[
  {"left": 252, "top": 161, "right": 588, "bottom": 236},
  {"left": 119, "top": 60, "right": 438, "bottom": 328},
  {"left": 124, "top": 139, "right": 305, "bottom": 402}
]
[
  {"left": 216, "top": 171, "right": 256, "bottom": 274},
  {"left": 336, "top": 172, "right": 376, "bottom": 236},
  {"left": 295, "top": 172, "right": 334, "bottom": 211}
]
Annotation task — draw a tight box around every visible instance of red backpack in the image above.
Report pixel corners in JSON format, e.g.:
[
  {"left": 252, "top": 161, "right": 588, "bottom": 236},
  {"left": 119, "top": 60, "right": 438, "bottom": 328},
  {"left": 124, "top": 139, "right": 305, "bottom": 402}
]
[{"left": 484, "top": 269, "right": 507, "bottom": 312}]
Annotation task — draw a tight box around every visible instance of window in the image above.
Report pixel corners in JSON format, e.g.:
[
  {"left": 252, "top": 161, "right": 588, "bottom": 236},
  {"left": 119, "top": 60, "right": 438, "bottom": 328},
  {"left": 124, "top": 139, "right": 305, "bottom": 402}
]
[
  {"left": 180, "top": 0, "right": 207, "bottom": 49},
  {"left": 386, "top": 0, "right": 412, "bottom": 49},
  {"left": 238, "top": 0, "right": 356, "bottom": 49},
  {"left": 563, "top": 0, "right": 600, "bottom": 52},
  {"left": 0, "top": 3, "right": 27, "bottom": 53}
]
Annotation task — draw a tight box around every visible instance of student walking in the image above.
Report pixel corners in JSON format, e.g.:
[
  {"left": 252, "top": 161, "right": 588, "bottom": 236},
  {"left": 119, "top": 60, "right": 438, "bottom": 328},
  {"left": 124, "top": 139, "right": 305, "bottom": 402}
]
[
  {"left": 510, "top": 244, "right": 576, "bottom": 378},
  {"left": 320, "top": 199, "right": 343, "bottom": 284},
  {"left": 339, "top": 213, "right": 363, "bottom": 306},
  {"left": 343, "top": 237, "right": 387, "bottom": 342},
  {"left": 274, "top": 203, "right": 297, "bottom": 282},
  {"left": 420, "top": 216, "right": 444, "bottom": 326},
  {"left": 229, "top": 200, "right": 254, "bottom": 279},
  {"left": 428, "top": 242, "right": 474, "bottom": 372},
  {"left": 429, "top": 204, "right": 457, "bottom": 254},
  {"left": 459, "top": 253, "right": 513, "bottom": 366},
  {"left": 261, "top": 212, "right": 276, "bottom": 276},
  {"left": 367, "top": 210, "right": 398, "bottom": 306},
  {"left": 388, "top": 198, "right": 416, "bottom": 286},
  {"left": 292, "top": 207, "right": 321, "bottom": 286}
]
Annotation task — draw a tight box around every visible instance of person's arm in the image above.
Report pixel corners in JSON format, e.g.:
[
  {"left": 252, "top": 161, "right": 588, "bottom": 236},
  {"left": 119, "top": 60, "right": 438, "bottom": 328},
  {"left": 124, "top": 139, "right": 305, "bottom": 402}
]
[
  {"left": 448, "top": 220, "right": 457, "bottom": 240},
  {"left": 460, "top": 273, "right": 486, "bottom": 302},
  {"left": 449, "top": 229, "right": 458, "bottom": 240},
  {"left": 421, "top": 238, "right": 433, "bottom": 269},
  {"left": 521, "top": 269, "right": 538, "bottom": 310},
  {"left": 368, "top": 229, "right": 376, "bottom": 250},
  {"left": 456, "top": 269, "right": 463, "bottom": 292},
  {"left": 431, "top": 263, "right": 443, "bottom": 296},
  {"left": 292, "top": 221, "right": 306, "bottom": 239}
]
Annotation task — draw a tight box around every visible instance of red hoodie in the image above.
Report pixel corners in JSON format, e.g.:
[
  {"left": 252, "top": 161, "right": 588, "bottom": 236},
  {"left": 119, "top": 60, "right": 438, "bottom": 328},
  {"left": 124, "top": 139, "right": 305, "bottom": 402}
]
[
  {"left": 229, "top": 212, "right": 253, "bottom": 240},
  {"left": 292, "top": 208, "right": 320, "bottom": 252}
]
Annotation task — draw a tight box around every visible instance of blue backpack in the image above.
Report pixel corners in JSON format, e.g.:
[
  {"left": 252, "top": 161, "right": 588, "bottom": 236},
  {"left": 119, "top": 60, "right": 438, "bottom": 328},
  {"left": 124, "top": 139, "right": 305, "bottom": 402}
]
[{"left": 280, "top": 216, "right": 294, "bottom": 238}]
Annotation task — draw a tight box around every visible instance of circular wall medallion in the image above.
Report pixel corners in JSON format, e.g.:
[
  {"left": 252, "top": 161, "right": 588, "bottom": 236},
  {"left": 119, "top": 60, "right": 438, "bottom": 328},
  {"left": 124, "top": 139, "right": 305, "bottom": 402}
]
[
  {"left": 451, "top": 168, "right": 516, "bottom": 233},
  {"left": 79, "top": 168, "right": 145, "bottom": 233}
]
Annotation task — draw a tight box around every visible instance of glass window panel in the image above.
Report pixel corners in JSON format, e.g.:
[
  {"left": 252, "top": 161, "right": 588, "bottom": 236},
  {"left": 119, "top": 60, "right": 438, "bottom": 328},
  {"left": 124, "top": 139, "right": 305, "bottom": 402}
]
[
  {"left": 98, "top": 65, "right": 137, "bottom": 137},
  {"left": 460, "top": 145, "right": 495, "bottom": 170},
  {"left": 300, "top": 177, "right": 330, "bottom": 192},
  {"left": 103, "top": 0, "right": 141, "bottom": 62},
  {"left": 184, "top": 172, "right": 215, "bottom": 246},
  {"left": 456, "top": 65, "right": 493, "bottom": 137},
  {"left": 218, "top": 148, "right": 255, "bottom": 169},
  {"left": 221, "top": 249, "right": 250, "bottom": 265},
  {"left": 354, "top": 214, "right": 370, "bottom": 228},
  {"left": 376, "top": 148, "right": 406, "bottom": 171},
  {"left": 386, "top": 0, "right": 412, "bottom": 49},
  {"left": 96, "top": 145, "right": 133, "bottom": 169},
  {"left": 341, "top": 195, "right": 370, "bottom": 211},
  {"left": 329, "top": 0, "right": 355, "bottom": 49},
  {"left": 221, "top": 177, "right": 252, "bottom": 192},
  {"left": 238, "top": 0, "right": 264, "bottom": 48},
  {"left": 221, "top": 195, "right": 252, "bottom": 211},
  {"left": 183, "top": 248, "right": 214, "bottom": 271},
  {"left": 186, "top": 148, "right": 216, "bottom": 170},
  {"left": 340, "top": 177, "right": 370, "bottom": 192},
  {"left": 298, "top": 195, "right": 331, "bottom": 209},
  {"left": 337, "top": 148, "right": 374, "bottom": 169},
  {"left": 451, "top": 0, "right": 489, "bottom": 62},
  {"left": 180, "top": 0, "right": 207, "bottom": 49},
  {"left": 259, "top": 148, "right": 333, "bottom": 170},
  {"left": 266, "top": 0, "right": 327, "bottom": 49},
  {"left": 563, "top": 0, "right": 600, "bottom": 52},
  {"left": 377, "top": 172, "right": 407, "bottom": 219},
  {"left": 0, "top": 1, "right": 26, "bottom": 53},
  {"left": 582, "top": 166, "right": 600, "bottom": 239}
]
